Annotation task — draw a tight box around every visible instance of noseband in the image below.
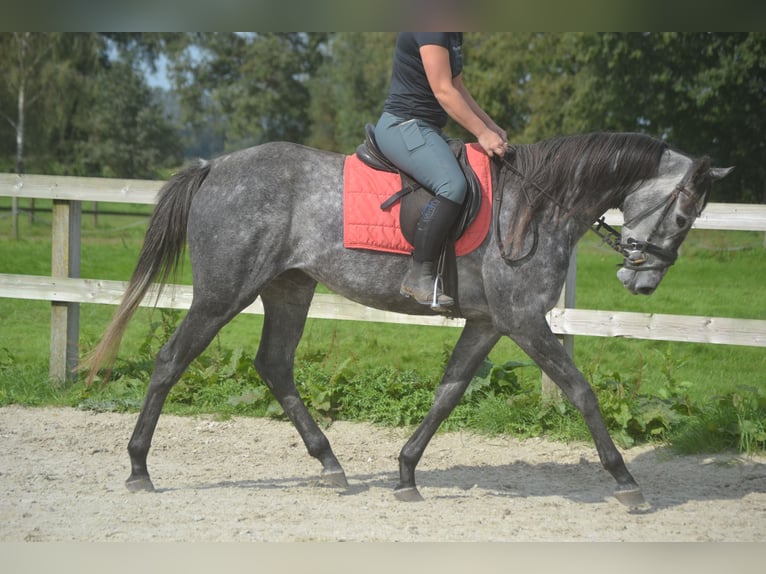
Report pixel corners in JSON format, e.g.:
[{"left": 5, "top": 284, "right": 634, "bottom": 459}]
[{"left": 494, "top": 152, "right": 703, "bottom": 271}]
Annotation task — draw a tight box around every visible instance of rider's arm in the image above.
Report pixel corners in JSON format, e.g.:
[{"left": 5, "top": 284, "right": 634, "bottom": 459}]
[
  {"left": 452, "top": 75, "right": 508, "bottom": 144},
  {"left": 420, "top": 44, "right": 506, "bottom": 157}
]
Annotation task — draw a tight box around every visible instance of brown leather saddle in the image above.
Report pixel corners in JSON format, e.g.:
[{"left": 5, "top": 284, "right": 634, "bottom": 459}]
[{"left": 355, "top": 123, "right": 483, "bottom": 246}]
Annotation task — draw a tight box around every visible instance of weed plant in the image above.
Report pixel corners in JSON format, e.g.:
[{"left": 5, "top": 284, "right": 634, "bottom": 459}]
[{"left": 43, "top": 309, "right": 763, "bottom": 455}]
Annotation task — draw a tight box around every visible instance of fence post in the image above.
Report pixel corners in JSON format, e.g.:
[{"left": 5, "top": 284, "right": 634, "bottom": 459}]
[
  {"left": 541, "top": 246, "right": 577, "bottom": 400},
  {"left": 49, "top": 199, "right": 81, "bottom": 383},
  {"left": 11, "top": 197, "right": 19, "bottom": 239}
]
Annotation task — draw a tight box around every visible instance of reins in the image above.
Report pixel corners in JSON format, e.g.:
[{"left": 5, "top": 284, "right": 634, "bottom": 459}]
[
  {"left": 492, "top": 149, "right": 625, "bottom": 266},
  {"left": 492, "top": 148, "right": 687, "bottom": 270},
  {"left": 491, "top": 149, "right": 540, "bottom": 266}
]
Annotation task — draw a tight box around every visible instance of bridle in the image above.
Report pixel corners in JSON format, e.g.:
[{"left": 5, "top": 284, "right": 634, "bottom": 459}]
[
  {"left": 614, "top": 181, "right": 702, "bottom": 271},
  {"left": 493, "top": 149, "right": 704, "bottom": 272}
]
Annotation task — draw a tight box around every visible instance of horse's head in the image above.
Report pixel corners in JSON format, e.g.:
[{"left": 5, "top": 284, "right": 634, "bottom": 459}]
[{"left": 617, "top": 151, "right": 733, "bottom": 295}]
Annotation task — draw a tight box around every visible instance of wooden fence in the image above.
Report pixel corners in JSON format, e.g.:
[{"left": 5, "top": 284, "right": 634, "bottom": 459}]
[{"left": 2, "top": 173, "right": 766, "bottom": 382}]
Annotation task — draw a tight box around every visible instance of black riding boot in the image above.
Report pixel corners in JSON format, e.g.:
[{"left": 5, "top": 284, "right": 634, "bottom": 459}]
[{"left": 400, "top": 196, "right": 462, "bottom": 308}]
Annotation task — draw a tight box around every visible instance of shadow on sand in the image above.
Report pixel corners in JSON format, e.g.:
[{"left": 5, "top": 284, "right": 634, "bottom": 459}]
[{"left": 159, "top": 446, "right": 766, "bottom": 513}]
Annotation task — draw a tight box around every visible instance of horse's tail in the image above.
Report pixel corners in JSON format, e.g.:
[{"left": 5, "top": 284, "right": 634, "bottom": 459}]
[{"left": 83, "top": 159, "right": 212, "bottom": 385}]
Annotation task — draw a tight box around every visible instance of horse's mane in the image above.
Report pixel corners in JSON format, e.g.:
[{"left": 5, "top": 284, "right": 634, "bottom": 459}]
[{"left": 504, "top": 132, "right": 668, "bottom": 256}]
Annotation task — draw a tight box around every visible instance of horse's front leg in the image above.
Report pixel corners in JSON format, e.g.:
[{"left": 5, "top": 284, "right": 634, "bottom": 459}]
[
  {"left": 510, "top": 315, "right": 645, "bottom": 507},
  {"left": 395, "top": 319, "right": 501, "bottom": 501}
]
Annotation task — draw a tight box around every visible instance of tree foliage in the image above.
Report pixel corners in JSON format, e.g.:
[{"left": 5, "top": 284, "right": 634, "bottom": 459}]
[
  {"left": 167, "top": 32, "right": 329, "bottom": 153},
  {"left": 307, "top": 32, "right": 394, "bottom": 153},
  {"left": 569, "top": 33, "right": 765, "bottom": 202},
  {"left": 462, "top": 33, "right": 765, "bottom": 202},
  {"left": 0, "top": 33, "right": 72, "bottom": 174},
  {"left": 72, "top": 59, "right": 182, "bottom": 178},
  {"left": 0, "top": 32, "right": 181, "bottom": 178},
  {"left": 1, "top": 32, "right": 764, "bottom": 201}
]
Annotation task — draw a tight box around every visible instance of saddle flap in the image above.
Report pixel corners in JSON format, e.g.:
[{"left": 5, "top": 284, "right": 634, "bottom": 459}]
[{"left": 448, "top": 138, "right": 483, "bottom": 235}]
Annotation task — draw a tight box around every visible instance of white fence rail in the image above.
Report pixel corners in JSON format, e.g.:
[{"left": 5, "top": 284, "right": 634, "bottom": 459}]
[{"left": 2, "top": 173, "right": 766, "bottom": 382}]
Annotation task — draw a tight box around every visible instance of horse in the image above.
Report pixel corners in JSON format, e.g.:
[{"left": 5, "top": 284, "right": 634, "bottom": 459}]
[{"left": 85, "top": 131, "right": 732, "bottom": 507}]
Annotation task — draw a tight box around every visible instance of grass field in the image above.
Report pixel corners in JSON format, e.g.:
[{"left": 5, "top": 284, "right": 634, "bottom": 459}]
[{"left": 1, "top": 198, "right": 765, "bottom": 451}]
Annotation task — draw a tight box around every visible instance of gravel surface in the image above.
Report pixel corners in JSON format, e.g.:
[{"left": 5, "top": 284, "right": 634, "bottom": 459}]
[{"left": 1, "top": 405, "right": 765, "bottom": 542}]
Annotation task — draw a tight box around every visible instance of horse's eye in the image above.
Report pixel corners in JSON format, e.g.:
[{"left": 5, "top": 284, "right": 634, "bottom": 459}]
[{"left": 675, "top": 215, "right": 688, "bottom": 228}]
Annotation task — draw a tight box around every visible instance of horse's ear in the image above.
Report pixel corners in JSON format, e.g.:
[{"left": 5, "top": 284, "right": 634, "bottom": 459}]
[
  {"left": 710, "top": 166, "right": 734, "bottom": 180},
  {"left": 689, "top": 157, "right": 711, "bottom": 188},
  {"left": 689, "top": 158, "right": 733, "bottom": 188}
]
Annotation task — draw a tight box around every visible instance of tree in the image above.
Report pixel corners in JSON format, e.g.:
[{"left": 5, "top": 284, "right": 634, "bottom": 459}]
[
  {"left": 1, "top": 33, "right": 182, "bottom": 178},
  {"left": 73, "top": 59, "right": 182, "bottom": 178},
  {"left": 577, "top": 33, "right": 766, "bottom": 202},
  {"left": 307, "top": 33, "right": 394, "bottom": 153},
  {"left": 169, "top": 33, "right": 330, "bottom": 153},
  {"left": 0, "top": 33, "right": 62, "bottom": 236},
  {"left": 463, "top": 32, "right": 766, "bottom": 202},
  {"left": 0, "top": 33, "right": 58, "bottom": 174},
  {"left": 462, "top": 33, "right": 565, "bottom": 142}
]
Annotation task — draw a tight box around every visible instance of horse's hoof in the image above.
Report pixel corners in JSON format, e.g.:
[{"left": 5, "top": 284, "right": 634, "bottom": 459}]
[
  {"left": 321, "top": 469, "right": 349, "bottom": 489},
  {"left": 125, "top": 475, "right": 155, "bottom": 493},
  {"left": 614, "top": 487, "right": 646, "bottom": 508},
  {"left": 394, "top": 486, "right": 424, "bottom": 502}
]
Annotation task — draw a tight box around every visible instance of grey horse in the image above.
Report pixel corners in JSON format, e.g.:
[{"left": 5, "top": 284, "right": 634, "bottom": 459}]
[{"left": 85, "top": 131, "right": 732, "bottom": 506}]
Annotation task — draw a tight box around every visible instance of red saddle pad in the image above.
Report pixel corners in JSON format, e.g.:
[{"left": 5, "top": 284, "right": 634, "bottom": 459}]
[{"left": 343, "top": 142, "right": 493, "bottom": 256}]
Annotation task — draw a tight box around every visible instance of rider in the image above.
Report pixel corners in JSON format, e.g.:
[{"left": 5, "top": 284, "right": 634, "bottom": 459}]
[{"left": 374, "top": 32, "right": 508, "bottom": 307}]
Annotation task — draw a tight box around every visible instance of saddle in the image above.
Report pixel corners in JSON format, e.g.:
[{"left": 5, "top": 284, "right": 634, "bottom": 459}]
[
  {"left": 355, "top": 124, "right": 484, "bottom": 316},
  {"left": 355, "top": 124, "right": 483, "bottom": 245}
]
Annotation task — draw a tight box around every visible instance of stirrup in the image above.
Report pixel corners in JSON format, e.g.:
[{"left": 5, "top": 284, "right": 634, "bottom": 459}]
[
  {"left": 429, "top": 251, "right": 453, "bottom": 310},
  {"left": 429, "top": 274, "right": 449, "bottom": 310}
]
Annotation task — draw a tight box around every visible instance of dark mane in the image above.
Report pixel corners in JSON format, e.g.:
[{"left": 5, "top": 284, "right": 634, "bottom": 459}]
[{"left": 504, "top": 132, "right": 668, "bottom": 255}]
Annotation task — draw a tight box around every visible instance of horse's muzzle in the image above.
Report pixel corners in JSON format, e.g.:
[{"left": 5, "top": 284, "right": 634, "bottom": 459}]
[{"left": 617, "top": 265, "right": 668, "bottom": 295}]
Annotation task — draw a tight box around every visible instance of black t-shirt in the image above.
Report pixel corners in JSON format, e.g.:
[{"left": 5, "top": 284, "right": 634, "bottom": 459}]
[{"left": 382, "top": 32, "right": 463, "bottom": 128}]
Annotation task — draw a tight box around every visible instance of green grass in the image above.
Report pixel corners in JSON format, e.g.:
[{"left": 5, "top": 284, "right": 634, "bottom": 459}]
[
  {"left": 1, "top": 198, "right": 765, "bottom": 453},
  {"left": 571, "top": 230, "right": 766, "bottom": 400}
]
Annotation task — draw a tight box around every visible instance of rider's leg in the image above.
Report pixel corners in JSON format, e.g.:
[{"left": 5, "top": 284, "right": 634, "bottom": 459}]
[
  {"left": 400, "top": 195, "right": 462, "bottom": 306},
  {"left": 374, "top": 113, "right": 467, "bottom": 307}
]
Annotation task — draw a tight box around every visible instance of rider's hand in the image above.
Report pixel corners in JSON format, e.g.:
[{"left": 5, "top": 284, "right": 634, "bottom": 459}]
[{"left": 478, "top": 128, "right": 508, "bottom": 158}]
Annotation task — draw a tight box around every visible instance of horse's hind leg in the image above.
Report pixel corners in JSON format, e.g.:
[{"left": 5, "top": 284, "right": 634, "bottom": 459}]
[
  {"left": 254, "top": 271, "right": 348, "bottom": 488},
  {"left": 126, "top": 299, "right": 245, "bottom": 492}
]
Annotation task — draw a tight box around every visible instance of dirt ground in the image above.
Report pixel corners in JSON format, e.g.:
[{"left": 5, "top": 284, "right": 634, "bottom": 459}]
[{"left": 1, "top": 405, "right": 765, "bottom": 542}]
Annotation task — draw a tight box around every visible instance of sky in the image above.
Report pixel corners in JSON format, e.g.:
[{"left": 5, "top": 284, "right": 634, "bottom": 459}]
[{"left": 144, "top": 54, "right": 171, "bottom": 90}]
